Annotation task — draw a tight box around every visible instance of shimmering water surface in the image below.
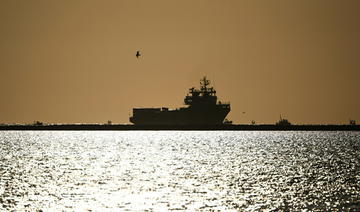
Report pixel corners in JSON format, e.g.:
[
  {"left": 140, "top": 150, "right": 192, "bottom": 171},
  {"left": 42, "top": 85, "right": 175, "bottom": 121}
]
[{"left": 0, "top": 131, "right": 359, "bottom": 211}]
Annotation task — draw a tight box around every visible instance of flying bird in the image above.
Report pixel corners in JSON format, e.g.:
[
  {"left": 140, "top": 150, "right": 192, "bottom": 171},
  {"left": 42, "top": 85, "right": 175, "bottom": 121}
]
[{"left": 136, "top": 50, "right": 141, "bottom": 58}]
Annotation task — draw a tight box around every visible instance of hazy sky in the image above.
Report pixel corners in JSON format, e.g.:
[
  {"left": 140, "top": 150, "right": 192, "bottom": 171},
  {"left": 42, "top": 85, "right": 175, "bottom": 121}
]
[{"left": 1, "top": 0, "right": 359, "bottom": 124}]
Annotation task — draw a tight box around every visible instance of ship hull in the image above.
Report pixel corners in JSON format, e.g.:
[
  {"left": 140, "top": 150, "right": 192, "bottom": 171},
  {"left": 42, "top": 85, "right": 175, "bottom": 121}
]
[{"left": 130, "top": 106, "right": 230, "bottom": 125}]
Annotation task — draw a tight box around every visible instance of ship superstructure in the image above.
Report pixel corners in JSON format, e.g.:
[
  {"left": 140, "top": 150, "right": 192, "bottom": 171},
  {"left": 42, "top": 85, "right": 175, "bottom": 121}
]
[{"left": 130, "top": 77, "right": 230, "bottom": 125}]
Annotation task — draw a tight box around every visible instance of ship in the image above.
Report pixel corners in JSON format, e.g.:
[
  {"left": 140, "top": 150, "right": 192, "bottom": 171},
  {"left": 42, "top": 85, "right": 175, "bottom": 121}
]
[{"left": 130, "top": 77, "right": 231, "bottom": 125}]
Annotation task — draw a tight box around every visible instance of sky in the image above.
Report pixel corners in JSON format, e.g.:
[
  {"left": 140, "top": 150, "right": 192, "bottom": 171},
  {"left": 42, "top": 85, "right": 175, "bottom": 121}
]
[{"left": 0, "top": 0, "right": 359, "bottom": 124}]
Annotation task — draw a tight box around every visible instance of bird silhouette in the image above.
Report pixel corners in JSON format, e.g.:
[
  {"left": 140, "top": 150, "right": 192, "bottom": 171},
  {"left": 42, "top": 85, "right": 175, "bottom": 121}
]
[{"left": 136, "top": 50, "right": 141, "bottom": 58}]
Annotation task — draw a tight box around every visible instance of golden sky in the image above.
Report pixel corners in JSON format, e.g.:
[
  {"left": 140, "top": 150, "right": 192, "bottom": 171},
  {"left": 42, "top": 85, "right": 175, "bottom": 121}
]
[{"left": 0, "top": 0, "right": 359, "bottom": 124}]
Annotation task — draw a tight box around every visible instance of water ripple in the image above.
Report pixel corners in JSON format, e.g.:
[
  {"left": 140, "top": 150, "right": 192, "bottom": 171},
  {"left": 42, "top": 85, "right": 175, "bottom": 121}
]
[{"left": 0, "top": 131, "right": 359, "bottom": 211}]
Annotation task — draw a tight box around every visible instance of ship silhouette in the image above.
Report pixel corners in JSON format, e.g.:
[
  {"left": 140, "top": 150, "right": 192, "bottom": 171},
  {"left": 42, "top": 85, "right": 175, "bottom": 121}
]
[{"left": 130, "top": 77, "right": 231, "bottom": 125}]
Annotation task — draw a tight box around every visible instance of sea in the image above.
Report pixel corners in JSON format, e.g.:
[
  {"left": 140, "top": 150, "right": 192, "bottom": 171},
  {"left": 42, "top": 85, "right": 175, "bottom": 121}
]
[{"left": 0, "top": 131, "right": 359, "bottom": 211}]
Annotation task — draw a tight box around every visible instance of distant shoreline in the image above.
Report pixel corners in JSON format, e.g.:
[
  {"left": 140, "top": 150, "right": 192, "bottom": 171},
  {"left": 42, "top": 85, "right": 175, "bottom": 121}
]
[{"left": 0, "top": 124, "right": 359, "bottom": 131}]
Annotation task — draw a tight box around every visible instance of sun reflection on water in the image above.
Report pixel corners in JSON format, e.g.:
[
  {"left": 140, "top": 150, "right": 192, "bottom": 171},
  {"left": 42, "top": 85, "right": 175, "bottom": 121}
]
[{"left": 0, "top": 131, "right": 359, "bottom": 211}]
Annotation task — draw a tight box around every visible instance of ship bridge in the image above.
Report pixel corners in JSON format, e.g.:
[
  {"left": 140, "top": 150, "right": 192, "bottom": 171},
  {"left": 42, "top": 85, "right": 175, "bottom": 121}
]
[{"left": 184, "top": 77, "right": 229, "bottom": 108}]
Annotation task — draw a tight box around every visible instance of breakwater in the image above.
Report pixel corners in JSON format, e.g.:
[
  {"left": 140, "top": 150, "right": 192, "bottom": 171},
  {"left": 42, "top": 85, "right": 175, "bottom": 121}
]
[{"left": 0, "top": 124, "right": 359, "bottom": 131}]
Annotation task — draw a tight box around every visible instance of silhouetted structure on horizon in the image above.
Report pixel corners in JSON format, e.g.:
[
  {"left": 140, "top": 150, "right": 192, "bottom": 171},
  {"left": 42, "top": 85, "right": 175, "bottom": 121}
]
[
  {"left": 130, "top": 77, "right": 231, "bottom": 125},
  {"left": 276, "top": 115, "right": 291, "bottom": 126}
]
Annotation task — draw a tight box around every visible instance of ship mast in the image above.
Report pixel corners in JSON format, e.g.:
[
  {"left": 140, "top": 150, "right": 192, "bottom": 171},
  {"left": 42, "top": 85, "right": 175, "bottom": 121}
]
[{"left": 200, "top": 76, "right": 210, "bottom": 91}]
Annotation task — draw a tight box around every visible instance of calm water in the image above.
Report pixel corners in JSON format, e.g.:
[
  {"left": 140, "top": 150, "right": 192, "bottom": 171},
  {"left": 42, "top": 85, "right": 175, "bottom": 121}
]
[{"left": 0, "top": 131, "right": 359, "bottom": 211}]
